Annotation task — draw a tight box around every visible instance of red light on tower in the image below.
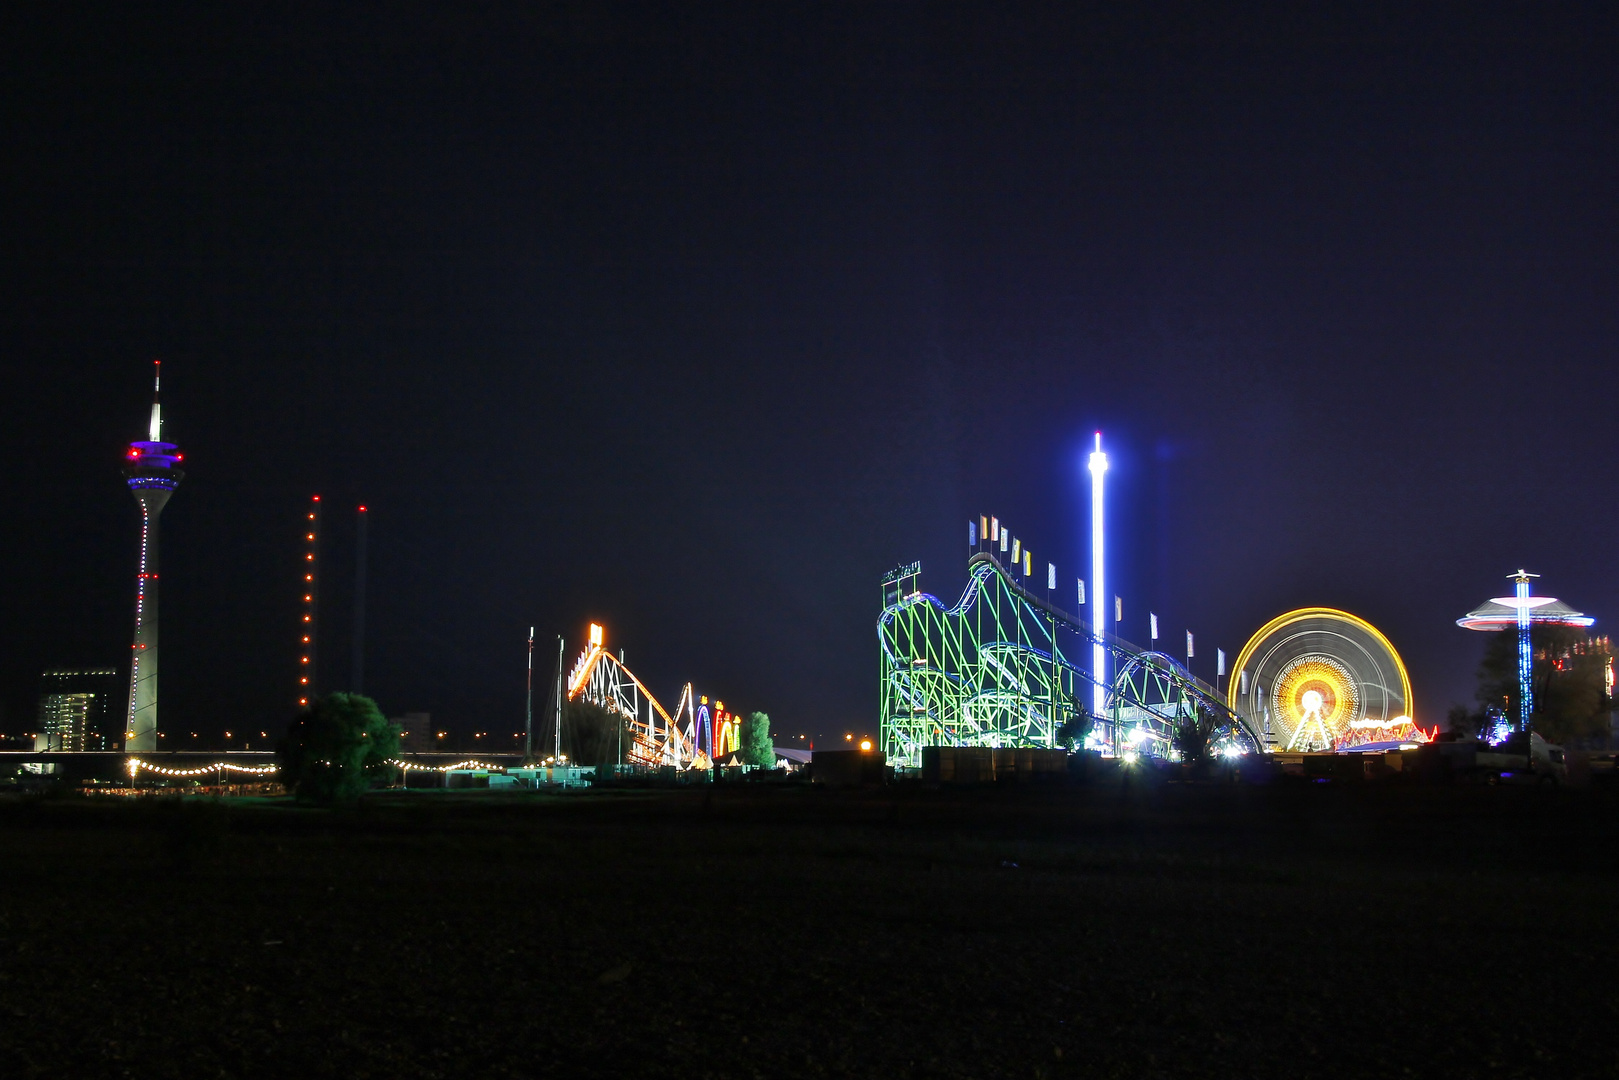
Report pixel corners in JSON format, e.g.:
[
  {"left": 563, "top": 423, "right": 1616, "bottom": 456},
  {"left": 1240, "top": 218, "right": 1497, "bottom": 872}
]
[{"left": 300, "top": 495, "right": 321, "bottom": 706}]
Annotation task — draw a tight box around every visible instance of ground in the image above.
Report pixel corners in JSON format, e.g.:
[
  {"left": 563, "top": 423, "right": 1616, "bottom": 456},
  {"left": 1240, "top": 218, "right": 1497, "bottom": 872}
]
[{"left": 1, "top": 777, "right": 1615, "bottom": 1078}]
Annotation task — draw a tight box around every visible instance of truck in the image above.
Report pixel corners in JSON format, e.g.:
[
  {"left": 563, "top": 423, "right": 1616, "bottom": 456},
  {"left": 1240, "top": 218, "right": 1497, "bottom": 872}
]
[{"left": 1419, "top": 732, "right": 1567, "bottom": 785}]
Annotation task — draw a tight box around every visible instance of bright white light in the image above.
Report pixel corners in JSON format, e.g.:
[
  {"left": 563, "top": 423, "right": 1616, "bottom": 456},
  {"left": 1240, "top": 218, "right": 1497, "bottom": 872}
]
[
  {"left": 1088, "top": 432, "right": 1108, "bottom": 724},
  {"left": 1126, "top": 726, "right": 1146, "bottom": 747}
]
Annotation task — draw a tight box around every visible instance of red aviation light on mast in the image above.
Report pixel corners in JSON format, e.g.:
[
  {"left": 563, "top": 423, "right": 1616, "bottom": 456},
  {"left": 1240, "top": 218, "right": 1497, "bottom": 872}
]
[{"left": 300, "top": 495, "right": 322, "bottom": 707}]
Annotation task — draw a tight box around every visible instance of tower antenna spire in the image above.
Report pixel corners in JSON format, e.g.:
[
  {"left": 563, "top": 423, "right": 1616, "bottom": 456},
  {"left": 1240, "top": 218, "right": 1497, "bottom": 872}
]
[{"left": 148, "top": 360, "right": 163, "bottom": 442}]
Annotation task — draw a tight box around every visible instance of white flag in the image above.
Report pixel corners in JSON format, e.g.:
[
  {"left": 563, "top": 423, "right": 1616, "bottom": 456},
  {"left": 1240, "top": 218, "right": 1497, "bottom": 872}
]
[
  {"left": 1217, "top": 648, "right": 1226, "bottom": 677},
  {"left": 1077, "top": 579, "right": 1086, "bottom": 606},
  {"left": 1047, "top": 563, "right": 1056, "bottom": 590},
  {"left": 1150, "top": 613, "right": 1158, "bottom": 640},
  {"left": 1186, "top": 631, "right": 1194, "bottom": 658},
  {"left": 1115, "top": 596, "right": 1122, "bottom": 622},
  {"left": 990, "top": 516, "right": 999, "bottom": 541},
  {"left": 1000, "top": 529, "right": 1009, "bottom": 553}
]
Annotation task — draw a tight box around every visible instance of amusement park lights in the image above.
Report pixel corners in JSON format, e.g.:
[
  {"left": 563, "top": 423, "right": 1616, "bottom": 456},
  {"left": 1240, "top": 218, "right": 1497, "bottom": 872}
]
[{"left": 1088, "top": 432, "right": 1108, "bottom": 719}]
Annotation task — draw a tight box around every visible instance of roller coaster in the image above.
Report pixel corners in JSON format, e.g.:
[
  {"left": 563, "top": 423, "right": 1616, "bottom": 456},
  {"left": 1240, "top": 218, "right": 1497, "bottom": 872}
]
[
  {"left": 565, "top": 625, "right": 744, "bottom": 768},
  {"left": 878, "top": 551, "right": 1260, "bottom": 768}
]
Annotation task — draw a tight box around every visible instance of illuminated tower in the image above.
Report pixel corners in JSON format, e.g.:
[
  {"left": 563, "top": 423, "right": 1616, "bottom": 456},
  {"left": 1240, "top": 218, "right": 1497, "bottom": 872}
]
[
  {"left": 298, "top": 496, "right": 321, "bottom": 708},
  {"left": 1087, "top": 432, "right": 1108, "bottom": 721},
  {"left": 123, "top": 362, "right": 184, "bottom": 753},
  {"left": 1457, "top": 571, "right": 1593, "bottom": 735},
  {"left": 1510, "top": 570, "right": 1536, "bottom": 731}
]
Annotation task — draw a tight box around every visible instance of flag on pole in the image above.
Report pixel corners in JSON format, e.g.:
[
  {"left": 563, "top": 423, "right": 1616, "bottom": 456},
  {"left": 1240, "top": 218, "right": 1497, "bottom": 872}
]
[
  {"left": 1000, "top": 529, "right": 1009, "bottom": 553},
  {"left": 1077, "top": 579, "right": 1086, "bottom": 606},
  {"left": 1115, "top": 596, "right": 1122, "bottom": 622},
  {"left": 1186, "top": 631, "right": 1194, "bottom": 659},
  {"left": 968, "top": 520, "right": 976, "bottom": 547},
  {"left": 1012, "top": 537, "right": 1021, "bottom": 563},
  {"left": 990, "top": 516, "right": 999, "bottom": 542},
  {"left": 1024, "top": 549, "right": 1032, "bottom": 577},
  {"left": 1150, "top": 613, "right": 1158, "bottom": 640},
  {"left": 1047, "top": 563, "right": 1056, "bottom": 590},
  {"left": 980, "top": 515, "right": 988, "bottom": 543},
  {"left": 1217, "top": 648, "right": 1226, "bottom": 677}
]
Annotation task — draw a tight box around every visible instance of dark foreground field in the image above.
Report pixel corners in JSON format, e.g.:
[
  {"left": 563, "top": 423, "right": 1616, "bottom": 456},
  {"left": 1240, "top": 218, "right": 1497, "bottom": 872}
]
[{"left": 2, "top": 779, "right": 1616, "bottom": 1079}]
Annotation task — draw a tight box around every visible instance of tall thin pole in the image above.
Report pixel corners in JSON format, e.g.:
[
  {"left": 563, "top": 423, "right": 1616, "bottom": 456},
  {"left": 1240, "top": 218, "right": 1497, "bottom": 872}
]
[
  {"left": 553, "top": 635, "right": 565, "bottom": 758},
  {"left": 351, "top": 505, "right": 369, "bottom": 693},
  {"left": 523, "top": 626, "right": 535, "bottom": 761}
]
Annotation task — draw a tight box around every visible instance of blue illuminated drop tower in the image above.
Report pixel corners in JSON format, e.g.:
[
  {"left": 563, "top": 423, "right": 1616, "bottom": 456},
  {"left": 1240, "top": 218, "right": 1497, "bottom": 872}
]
[
  {"left": 1510, "top": 570, "right": 1537, "bottom": 734},
  {"left": 1456, "top": 570, "right": 1593, "bottom": 740},
  {"left": 123, "top": 362, "right": 184, "bottom": 753}
]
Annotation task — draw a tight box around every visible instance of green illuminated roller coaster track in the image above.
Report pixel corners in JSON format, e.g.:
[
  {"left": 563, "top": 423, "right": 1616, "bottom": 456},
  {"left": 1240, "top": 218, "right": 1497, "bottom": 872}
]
[{"left": 878, "top": 552, "right": 1261, "bottom": 768}]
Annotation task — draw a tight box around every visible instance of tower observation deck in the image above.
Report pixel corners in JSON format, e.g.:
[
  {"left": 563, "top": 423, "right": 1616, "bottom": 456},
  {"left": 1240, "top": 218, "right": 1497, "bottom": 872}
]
[{"left": 123, "top": 362, "right": 184, "bottom": 753}]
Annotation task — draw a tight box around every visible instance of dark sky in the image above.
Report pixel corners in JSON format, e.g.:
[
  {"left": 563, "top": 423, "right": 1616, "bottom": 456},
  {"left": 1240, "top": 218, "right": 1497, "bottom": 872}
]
[{"left": 4, "top": 3, "right": 1615, "bottom": 744}]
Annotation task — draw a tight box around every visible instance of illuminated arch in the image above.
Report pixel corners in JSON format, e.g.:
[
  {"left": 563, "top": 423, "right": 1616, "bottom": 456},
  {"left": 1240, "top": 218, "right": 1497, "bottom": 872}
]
[{"left": 1227, "top": 608, "right": 1414, "bottom": 750}]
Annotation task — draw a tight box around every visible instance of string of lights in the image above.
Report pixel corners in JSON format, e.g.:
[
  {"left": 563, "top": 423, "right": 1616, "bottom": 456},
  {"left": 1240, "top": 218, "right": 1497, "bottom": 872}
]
[
  {"left": 387, "top": 758, "right": 510, "bottom": 773},
  {"left": 126, "top": 758, "right": 280, "bottom": 778},
  {"left": 123, "top": 757, "right": 511, "bottom": 779}
]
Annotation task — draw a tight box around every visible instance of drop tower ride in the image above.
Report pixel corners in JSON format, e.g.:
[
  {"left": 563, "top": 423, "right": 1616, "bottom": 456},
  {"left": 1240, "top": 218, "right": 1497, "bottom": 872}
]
[{"left": 123, "top": 362, "right": 184, "bottom": 752}]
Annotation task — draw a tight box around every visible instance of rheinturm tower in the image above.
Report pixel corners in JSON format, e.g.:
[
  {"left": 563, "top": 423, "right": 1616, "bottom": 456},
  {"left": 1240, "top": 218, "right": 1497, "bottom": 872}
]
[{"left": 123, "top": 361, "right": 184, "bottom": 753}]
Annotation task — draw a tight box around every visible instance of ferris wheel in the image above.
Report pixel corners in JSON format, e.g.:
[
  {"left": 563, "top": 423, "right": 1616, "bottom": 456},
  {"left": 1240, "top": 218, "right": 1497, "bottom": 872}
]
[{"left": 1227, "top": 608, "right": 1413, "bottom": 752}]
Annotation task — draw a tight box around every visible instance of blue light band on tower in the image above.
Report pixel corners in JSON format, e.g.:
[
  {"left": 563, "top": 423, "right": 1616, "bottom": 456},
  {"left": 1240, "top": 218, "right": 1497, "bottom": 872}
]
[
  {"left": 1513, "top": 571, "right": 1535, "bottom": 731},
  {"left": 123, "top": 362, "right": 184, "bottom": 753},
  {"left": 1087, "top": 432, "right": 1108, "bottom": 726}
]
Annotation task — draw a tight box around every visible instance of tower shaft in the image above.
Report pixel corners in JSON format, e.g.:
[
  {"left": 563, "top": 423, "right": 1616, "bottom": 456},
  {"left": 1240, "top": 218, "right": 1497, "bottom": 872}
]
[
  {"left": 125, "top": 487, "right": 172, "bottom": 752},
  {"left": 1514, "top": 573, "right": 1534, "bottom": 731}
]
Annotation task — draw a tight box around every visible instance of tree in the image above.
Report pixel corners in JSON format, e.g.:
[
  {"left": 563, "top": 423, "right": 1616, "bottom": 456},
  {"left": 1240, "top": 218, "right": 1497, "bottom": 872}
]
[
  {"left": 562, "top": 699, "right": 632, "bottom": 766},
  {"left": 1055, "top": 702, "right": 1093, "bottom": 750},
  {"left": 1446, "top": 703, "right": 1481, "bottom": 738},
  {"left": 1474, "top": 625, "right": 1613, "bottom": 744},
  {"left": 1171, "top": 704, "right": 1220, "bottom": 765},
  {"left": 741, "top": 711, "right": 774, "bottom": 768},
  {"left": 277, "top": 693, "right": 399, "bottom": 806}
]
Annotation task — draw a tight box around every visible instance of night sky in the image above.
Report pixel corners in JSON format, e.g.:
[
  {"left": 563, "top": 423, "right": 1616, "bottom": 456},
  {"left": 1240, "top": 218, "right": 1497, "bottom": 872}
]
[{"left": 4, "top": 3, "right": 1615, "bottom": 745}]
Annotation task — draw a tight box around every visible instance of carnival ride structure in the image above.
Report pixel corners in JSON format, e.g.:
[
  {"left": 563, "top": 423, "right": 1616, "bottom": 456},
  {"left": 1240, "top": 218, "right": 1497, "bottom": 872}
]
[
  {"left": 1226, "top": 608, "right": 1417, "bottom": 752},
  {"left": 564, "top": 625, "right": 742, "bottom": 768},
  {"left": 878, "top": 552, "right": 1261, "bottom": 768}
]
